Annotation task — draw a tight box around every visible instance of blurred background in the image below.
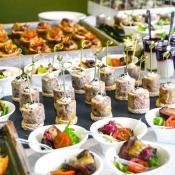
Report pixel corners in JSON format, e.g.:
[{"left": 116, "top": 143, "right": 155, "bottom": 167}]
[{"left": 0, "top": 0, "right": 88, "bottom": 23}]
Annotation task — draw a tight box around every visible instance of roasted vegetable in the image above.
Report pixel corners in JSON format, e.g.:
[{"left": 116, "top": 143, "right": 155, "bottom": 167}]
[{"left": 159, "top": 107, "right": 175, "bottom": 119}]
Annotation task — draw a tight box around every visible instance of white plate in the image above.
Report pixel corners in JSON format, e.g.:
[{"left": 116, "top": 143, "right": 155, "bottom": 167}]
[
  {"left": 28, "top": 124, "right": 88, "bottom": 154},
  {"left": 34, "top": 149, "right": 103, "bottom": 175},
  {"left": 38, "top": 11, "right": 86, "bottom": 22}
]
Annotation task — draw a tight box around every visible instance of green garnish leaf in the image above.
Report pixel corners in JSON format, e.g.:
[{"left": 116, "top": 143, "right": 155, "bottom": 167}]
[
  {"left": 63, "top": 122, "right": 80, "bottom": 145},
  {"left": 0, "top": 75, "right": 7, "bottom": 79},
  {"left": 153, "top": 116, "right": 164, "bottom": 126},
  {"left": 113, "top": 162, "right": 129, "bottom": 173},
  {"left": 0, "top": 101, "right": 8, "bottom": 116},
  {"left": 148, "top": 155, "right": 159, "bottom": 167},
  {"left": 36, "top": 66, "right": 48, "bottom": 74}
]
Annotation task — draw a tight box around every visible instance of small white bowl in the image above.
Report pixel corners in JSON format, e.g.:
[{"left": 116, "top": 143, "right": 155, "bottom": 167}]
[
  {"left": 101, "top": 54, "right": 138, "bottom": 77},
  {"left": 145, "top": 108, "right": 175, "bottom": 144},
  {"left": 105, "top": 141, "right": 170, "bottom": 175},
  {"left": 24, "top": 62, "right": 60, "bottom": 87},
  {"left": 0, "top": 66, "right": 22, "bottom": 95},
  {"left": 64, "top": 57, "right": 102, "bottom": 80},
  {"left": 34, "top": 149, "right": 103, "bottom": 175},
  {"left": 38, "top": 11, "right": 86, "bottom": 23},
  {"left": 90, "top": 117, "right": 147, "bottom": 154},
  {"left": 28, "top": 124, "right": 88, "bottom": 154},
  {"left": 0, "top": 100, "right": 15, "bottom": 122},
  {"left": 120, "top": 23, "right": 138, "bottom": 35}
]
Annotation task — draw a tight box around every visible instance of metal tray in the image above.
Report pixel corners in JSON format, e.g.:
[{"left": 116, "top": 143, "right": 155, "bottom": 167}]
[{"left": 0, "top": 121, "right": 31, "bottom": 175}]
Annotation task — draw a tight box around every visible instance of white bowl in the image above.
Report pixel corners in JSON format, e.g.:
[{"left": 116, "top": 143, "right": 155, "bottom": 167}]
[
  {"left": 105, "top": 141, "right": 170, "bottom": 175},
  {"left": 64, "top": 57, "right": 102, "bottom": 80},
  {"left": 0, "top": 100, "right": 15, "bottom": 122},
  {"left": 145, "top": 108, "right": 175, "bottom": 144},
  {"left": 28, "top": 124, "right": 88, "bottom": 154},
  {"left": 24, "top": 62, "right": 60, "bottom": 87},
  {"left": 90, "top": 117, "right": 147, "bottom": 154},
  {"left": 101, "top": 54, "right": 138, "bottom": 77},
  {"left": 120, "top": 23, "right": 138, "bottom": 35},
  {"left": 0, "top": 66, "right": 22, "bottom": 95},
  {"left": 34, "top": 148, "right": 103, "bottom": 175},
  {"left": 38, "top": 11, "right": 86, "bottom": 23}
]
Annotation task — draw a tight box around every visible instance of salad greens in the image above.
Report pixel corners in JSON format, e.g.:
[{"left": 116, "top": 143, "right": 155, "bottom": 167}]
[
  {"left": 0, "top": 101, "right": 8, "bottom": 116},
  {"left": 113, "top": 162, "right": 131, "bottom": 174},
  {"left": 63, "top": 122, "right": 80, "bottom": 145},
  {"left": 148, "top": 155, "right": 159, "bottom": 167},
  {"left": 36, "top": 66, "right": 48, "bottom": 74},
  {"left": 153, "top": 116, "right": 164, "bottom": 126},
  {"left": 0, "top": 75, "right": 7, "bottom": 79}
]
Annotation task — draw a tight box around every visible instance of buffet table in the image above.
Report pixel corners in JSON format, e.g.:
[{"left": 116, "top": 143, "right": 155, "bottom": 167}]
[{"left": 2, "top": 74, "right": 175, "bottom": 174}]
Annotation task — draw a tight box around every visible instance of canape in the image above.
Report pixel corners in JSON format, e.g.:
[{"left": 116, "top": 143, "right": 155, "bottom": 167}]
[
  {"left": 128, "top": 87, "right": 150, "bottom": 114},
  {"left": 21, "top": 101, "right": 45, "bottom": 130},
  {"left": 11, "top": 76, "right": 28, "bottom": 102},
  {"left": 156, "top": 82, "right": 175, "bottom": 108},
  {"left": 142, "top": 72, "right": 160, "bottom": 97},
  {"left": 115, "top": 73, "right": 135, "bottom": 100},
  {"left": 36, "top": 21, "right": 51, "bottom": 36},
  {"left": 71, "top": 69, "right": 91, "bottom": 94},
  {"left": 55, "top": 97, "right": 77, "bottom": 124},
  {"left": 58, "top": 18, "right": 75, "bottom": 33},
  {"left": 11, "top": 23, "right": 29, "bottom": 38},
  {"left": 91, "top": 94, "right": 112, "bottom": 121},
  {"left": 42, "top": 73, "right": 58, "bottom": 97},
  {"left": 84, "top": 79, "right": 106, "bottom": 104}
]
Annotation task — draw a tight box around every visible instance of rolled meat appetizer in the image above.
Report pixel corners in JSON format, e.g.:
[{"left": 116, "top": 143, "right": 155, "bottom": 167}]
[
  {"left": 126, "top": 63, "right": 141, "bottom": 86},
  {"left": 36, "top": 21, "right": 51, "bottom": 36},
  {"left": 156, "top": 82, "right": 175, "bottom": 108},
  {"left": 21, "top": 102, "right": 45, "bottom": 130},
  {"left": 100, "top": 66, "right": 116, "bottom": 91},
  {"left": 19, "top": 87, "right": 40, "bottom": 107},
  {"left": 91, "top": 94, "right": 112, "bottom": 121},
  {"left": 11, "top": 23, "right": 29, "bottom": 38},
  {"left": 142, "top": 72, "right": 160, "bottom": 97},
  {"left": 115, "top": 73, "right": 135, "bottom": 100},
  {"left": 11, "top": 76, "right": 28, "bottom": 102},
  {"left": 55, "top": 97, "right": 77, "bottom": 124},
  {"left": 53, "top": 84, "right": 75, "bottom": 108},
  {"left": 84, "top": 79, "right": 106, "bottom": 105},
  {"left": 71, "top": 69, "right": 91, "bottom": 94},
  {"left": 42, "top": 73, "right": 58, "bottom": 97},
  {"left": 128, "top": 87, "right": 150, "bottom": 114}
]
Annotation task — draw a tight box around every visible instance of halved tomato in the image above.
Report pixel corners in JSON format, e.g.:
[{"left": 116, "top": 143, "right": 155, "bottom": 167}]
[
  {"left": 111, "top": 59, "right": 121, "bottom": 67},
  {"left": 128, "top": 158, "right": 149, "bottom": 173},
  {"left": 112, "top": 128, "right": 132, "bottom": 141},
  {"left": 164, "top": 115, "right": 175, "bottom": 128}
]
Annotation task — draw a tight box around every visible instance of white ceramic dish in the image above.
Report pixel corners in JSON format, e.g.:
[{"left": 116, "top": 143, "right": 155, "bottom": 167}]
[
  {"left": 120, "top": 23, "right": 138, "bottom": 35},
  {"left": 0, "top": 100, "right": 15, "bottom": 122},
  {"left": 24, "top": 61, "right": 60, "bottom": 87},
  {"left": 38, "top": 11, "right": 86, "bottom": 23},
  {"left": 105, "top": 141, "right": 171, "bottom": 175},
  {"left": 28, "top": 124, "right": 88, "bottom": 154},
  {"left": 34, "top": 148, "right": 103, "bottom": 175},
  {"left": 145, "top": 108, "right": 175, "bottom": 144},
  {"left": 64, "top": 57, "right": 102, "bottom": 80},
  {"left": 90, "top": 117, "right": 147, "bottom": 154},
  {"left": 101, "top": 54, "right": 138, "bottom": 77},
  {"left": 0, "top": 66, "right": 22, "bottom": 95}
]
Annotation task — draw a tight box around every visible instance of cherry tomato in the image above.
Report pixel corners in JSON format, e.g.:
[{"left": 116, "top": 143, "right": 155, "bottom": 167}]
[
  {"left": 111, "top": 58, "right": 121, "bottom": 67},
  {"left": 51, "top": 170, "right": 75, "bottom": 175},
  {"left": 0, "top": 33, "right": 7, "bottom": 42},
  {"left": 128, "top": 158, "right": 149, "bottom": 173},
  {"left": 24, "top": 30, "right": 37, "bottom": 38},
  {"left": 50, "top": 27, "right": 62, "bottom": 36},
  {"left": 0, "top": 155, "right": 9, "bottom": 175},
  {"left": 112, "top": 128, "right": 132, "bottom": 141},
  {"left": 53, "top": 132, "right": 71, "bottom": 149},
  {"left": 164, "top": 115, "right": 175, "bottom": 128}
]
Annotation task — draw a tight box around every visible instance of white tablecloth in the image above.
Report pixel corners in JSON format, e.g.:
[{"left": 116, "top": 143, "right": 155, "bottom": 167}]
[{"left": 26, "top": 128, "right": 175, "bottom": 175}]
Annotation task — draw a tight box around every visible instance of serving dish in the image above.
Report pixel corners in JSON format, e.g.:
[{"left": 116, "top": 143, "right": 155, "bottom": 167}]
[
  {"left": 0, "top": 121, "right": 31, "bottom": 174},
  {"left": 105, "top": 140, "right": 170, "bottom": 175},
  {"left": 34, "top": 148, "right": 103, "bottom": 175},
  {"left": 38, "top": 11, "right": 86, "bottom": 22},
  {"left": 0, "top": 100, "right": 15, "bottom": 122},
  {"left": 145, "top": 108, "right": 175, "bottom": 144},
  {"left": 24, "top": 61, "right": 60, "bottom": 87},
  {"left": 0, "top": 66, "right": 22, "bottom": 95},
  {"left": 28, "top": 124, "right": 88, "bottom": 154},
  {"left": 101, "top": 54, "right": 138, "bottom": 77},
  {"left": 90, "top": 117, "right": 147, "bottom": 154}
]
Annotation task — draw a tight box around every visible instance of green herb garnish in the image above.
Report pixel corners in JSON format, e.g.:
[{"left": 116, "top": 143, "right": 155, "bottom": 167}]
[
  {"left": 63, "top": 122, "right": 80, "bottom": 145},
  {"left": 0, "top": 101, "right": 8, "bottom": 116},
  {"left": 153, "top": 116, "right": 164, "bottom": 126},
  {"left": 148, "top": 155, "right": 159, "bottom": 167}
]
